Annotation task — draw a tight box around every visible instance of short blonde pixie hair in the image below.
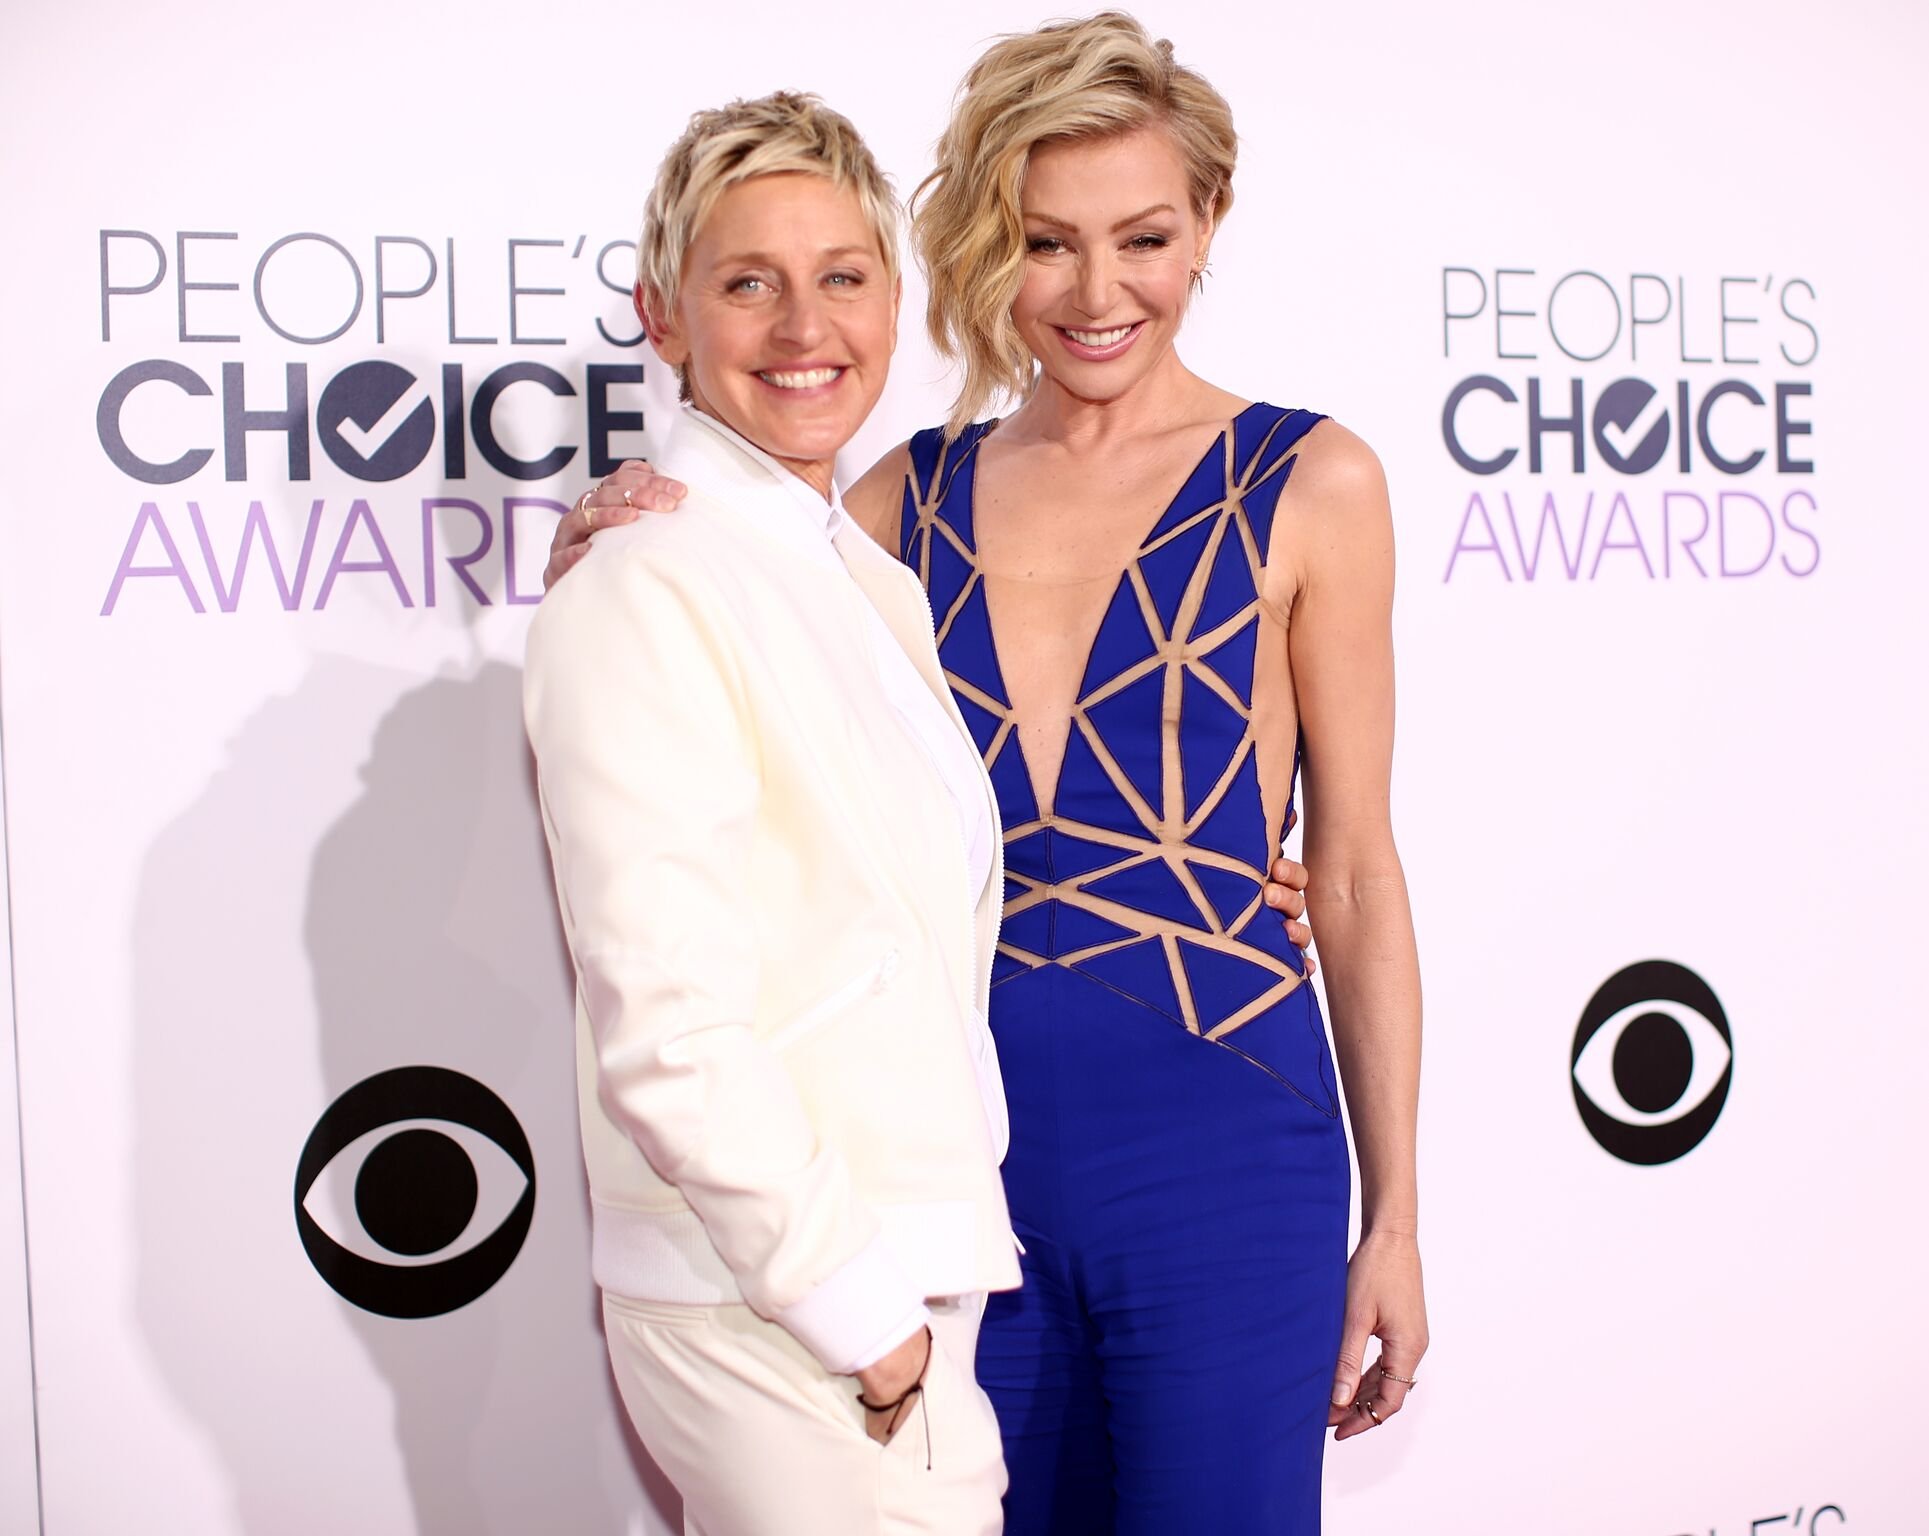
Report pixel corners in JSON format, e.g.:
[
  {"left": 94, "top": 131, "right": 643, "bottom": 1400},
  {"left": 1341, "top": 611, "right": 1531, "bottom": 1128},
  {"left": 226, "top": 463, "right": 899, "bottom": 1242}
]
[
  {"left": 637, "top": 91, "right": 902, "bottom": 400},
  {"left": 914, "top": 13, "right": 1237, "bottom": 435}
]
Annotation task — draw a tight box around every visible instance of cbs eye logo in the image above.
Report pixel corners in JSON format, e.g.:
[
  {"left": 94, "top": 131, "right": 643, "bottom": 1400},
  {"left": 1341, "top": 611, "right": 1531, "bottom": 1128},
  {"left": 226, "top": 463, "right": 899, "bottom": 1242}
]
[
  {"left": 1571, "top": 961, "right": 1732, "bottom": 1165},
  {"left": 294, "top": 1066, "right": 535, "bottom": 1318}
]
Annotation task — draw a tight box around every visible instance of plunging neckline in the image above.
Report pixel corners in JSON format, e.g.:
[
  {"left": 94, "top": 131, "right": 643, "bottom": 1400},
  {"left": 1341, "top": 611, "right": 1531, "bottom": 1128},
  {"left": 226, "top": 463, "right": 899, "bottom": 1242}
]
[{"left": 972, "top": 402, "right": 1265, "bottom": 822}]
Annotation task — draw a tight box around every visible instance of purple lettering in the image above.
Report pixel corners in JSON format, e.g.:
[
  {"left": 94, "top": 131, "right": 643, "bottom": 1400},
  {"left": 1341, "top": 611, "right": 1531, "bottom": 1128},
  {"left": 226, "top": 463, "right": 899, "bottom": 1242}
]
[
  {"left": 1503, "top": 490, "right": 1591, "bottom": 581},
  {"left": 1717, "top": 492, "right": 1775, "bottom": 578},
  {"left": 315, "top": 499, "right": 415, "bottom": 609},
  {"left": 1662, "top": 492, "right": 1710, "bottom": 578},
  {"left": 1779, "top": 491, "right": 1820, "bottom": 578},
  {"left": 101, "top": 502, "right": 205, "bottom": 615},
  {"left": 422, "top": 498, "right": 496, "bottom": 607},
  {"left": 1589, "top": 493, "right": 1655, "bottom": 579},
  {"left": 503, "top": 497, "right": 566, "bottom": 605},
  {"left": 186, "top": 498, "right": 324, "bottom": 611}
]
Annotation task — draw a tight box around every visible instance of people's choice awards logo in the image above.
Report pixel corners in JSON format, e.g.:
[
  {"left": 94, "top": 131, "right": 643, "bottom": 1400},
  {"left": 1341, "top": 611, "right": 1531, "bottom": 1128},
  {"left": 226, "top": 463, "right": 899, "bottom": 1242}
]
[
  {"left": 93, "top": 226, "right": 650, "bottom": 619},
  {"left": 1439, "top": 267, "right": 1820, "bottom": 585},
  {"left": 1589, "top": 378, "right": 1670, "bottom": 475},
  {"left": 313, "top": 359, "right": 440, "bottom": 482},
  {"left": 1571, "top": 961, "right": 1732, "bottom": 1165},
  {"left": 295, "top": 1066, "right": 535, "bottom": 1318}
]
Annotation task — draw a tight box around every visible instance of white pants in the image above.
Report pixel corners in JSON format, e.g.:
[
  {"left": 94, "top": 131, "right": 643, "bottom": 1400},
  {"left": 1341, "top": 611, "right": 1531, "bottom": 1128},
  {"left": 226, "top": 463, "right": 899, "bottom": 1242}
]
[{"left": 603, "top": 1292, "right": 1005, "bottom": 1536}]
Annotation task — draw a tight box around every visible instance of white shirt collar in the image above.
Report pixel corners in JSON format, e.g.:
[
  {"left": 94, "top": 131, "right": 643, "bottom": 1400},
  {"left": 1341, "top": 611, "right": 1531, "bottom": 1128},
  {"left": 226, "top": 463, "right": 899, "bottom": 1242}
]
[{"left": 678, "top": 405, "right": 849, "bottom": 560}]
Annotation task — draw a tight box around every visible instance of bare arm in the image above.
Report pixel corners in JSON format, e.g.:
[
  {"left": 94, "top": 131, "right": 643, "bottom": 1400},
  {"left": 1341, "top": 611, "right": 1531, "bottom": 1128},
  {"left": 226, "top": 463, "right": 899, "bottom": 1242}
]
[
  {"left": 841, "top": 441, "right": 913, "bottom": 550},
  {"left": 1276, "top": 420, "right": 1428, "bottom": 1437},
  {"left": 545, "top": 441, "right": 909, "bottom": 587}
]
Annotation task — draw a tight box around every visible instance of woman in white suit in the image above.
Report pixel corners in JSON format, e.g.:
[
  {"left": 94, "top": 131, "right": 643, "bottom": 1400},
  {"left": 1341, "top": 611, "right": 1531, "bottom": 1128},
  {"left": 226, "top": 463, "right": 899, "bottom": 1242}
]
[{"left": 522, "top": 92, "right": 1019, "bottom": 1535}]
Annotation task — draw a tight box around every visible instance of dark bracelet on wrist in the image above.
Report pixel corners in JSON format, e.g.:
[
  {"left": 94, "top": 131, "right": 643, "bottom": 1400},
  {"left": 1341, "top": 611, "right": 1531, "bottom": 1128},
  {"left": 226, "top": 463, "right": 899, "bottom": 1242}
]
[
  {"left": 856, "top": 1381, "right": 923, "bottom": 1414},
  {"left": 855, "top": 1326, "right": 933, "bottom": 1413}
]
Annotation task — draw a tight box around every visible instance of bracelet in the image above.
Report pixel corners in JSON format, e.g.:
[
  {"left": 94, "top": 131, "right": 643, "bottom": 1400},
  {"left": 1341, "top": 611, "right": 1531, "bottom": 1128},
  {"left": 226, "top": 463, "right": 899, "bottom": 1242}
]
[
  {"left": 855, "top": 1327, "right": 933, "bottom": 1414},
  {"left": 855, "top": 1381, "right": 923, "bottom": 1415},
  {"left": 857, "top": 1327, "right": 935, "bottom": 1465}
]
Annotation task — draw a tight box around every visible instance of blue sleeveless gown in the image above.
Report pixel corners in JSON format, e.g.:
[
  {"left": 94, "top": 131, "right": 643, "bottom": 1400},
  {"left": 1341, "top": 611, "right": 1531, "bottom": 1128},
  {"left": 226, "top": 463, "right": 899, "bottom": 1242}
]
[{"left": 899, "top": 404, "right": 1350, "bottom": 1535}]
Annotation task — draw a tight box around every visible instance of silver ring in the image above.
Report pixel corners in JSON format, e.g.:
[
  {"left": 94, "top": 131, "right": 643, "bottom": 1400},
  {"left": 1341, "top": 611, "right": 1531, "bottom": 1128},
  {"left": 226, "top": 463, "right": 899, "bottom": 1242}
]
[{"left": 622, "top": 486, "right": 634, "bottom": 508}]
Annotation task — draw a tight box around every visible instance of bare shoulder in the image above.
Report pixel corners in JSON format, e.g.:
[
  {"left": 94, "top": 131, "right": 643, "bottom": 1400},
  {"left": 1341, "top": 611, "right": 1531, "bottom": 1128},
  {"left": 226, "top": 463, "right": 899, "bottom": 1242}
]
[
  {"left": 1265, "top": 417, "right": 1394, "bottom": 608},
  {"left": 1287, "top": 418, "right": 1390, "bottom": 518},
  {"left": 844, "top": 439, "right": 916, "bottom": 551}
]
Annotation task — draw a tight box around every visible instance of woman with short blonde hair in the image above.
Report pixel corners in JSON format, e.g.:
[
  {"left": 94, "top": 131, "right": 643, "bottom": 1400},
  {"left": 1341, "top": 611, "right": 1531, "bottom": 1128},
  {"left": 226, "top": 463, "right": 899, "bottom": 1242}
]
[
  {"left": 635, "top": 90, "right": 902, "bottom": 400},
  {"left": 560, "top": 15, "right": 1428, "bottom": 1533},
  {"left": 527, "top": 90, "right": 1019, "bottom": 1536}
]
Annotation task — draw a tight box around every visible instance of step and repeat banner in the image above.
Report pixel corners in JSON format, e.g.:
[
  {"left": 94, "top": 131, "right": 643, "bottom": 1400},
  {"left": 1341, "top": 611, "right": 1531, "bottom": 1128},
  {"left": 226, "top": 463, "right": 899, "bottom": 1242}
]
[{"left": 1, "top": 0, "right": 1921, "bottom": 1532}]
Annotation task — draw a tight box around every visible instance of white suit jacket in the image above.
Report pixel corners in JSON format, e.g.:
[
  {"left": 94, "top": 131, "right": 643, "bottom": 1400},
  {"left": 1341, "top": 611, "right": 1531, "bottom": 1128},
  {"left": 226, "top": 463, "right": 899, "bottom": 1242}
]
[{"left": 524, "top": 409, "right": 1020, "bottom": 1372}]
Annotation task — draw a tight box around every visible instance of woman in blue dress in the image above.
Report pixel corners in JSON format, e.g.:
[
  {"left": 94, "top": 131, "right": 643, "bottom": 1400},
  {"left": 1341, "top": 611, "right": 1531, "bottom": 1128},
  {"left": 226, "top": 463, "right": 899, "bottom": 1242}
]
[{"left": 556, "top": 15, "right": 1427, "bottom": 1532}]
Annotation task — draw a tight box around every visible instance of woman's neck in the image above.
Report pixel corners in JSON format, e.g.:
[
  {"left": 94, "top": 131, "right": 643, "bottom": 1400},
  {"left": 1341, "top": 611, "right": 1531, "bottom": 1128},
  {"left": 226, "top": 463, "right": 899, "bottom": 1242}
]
[
  {"left": 773, "top": 454, "right": 835, "bottom": 502},
  {"left": 1006, "top": 348, "right": 1216, "bottom": 454},
  {"left": 688, "top": 396, "right": 836, "bottom": 503}
]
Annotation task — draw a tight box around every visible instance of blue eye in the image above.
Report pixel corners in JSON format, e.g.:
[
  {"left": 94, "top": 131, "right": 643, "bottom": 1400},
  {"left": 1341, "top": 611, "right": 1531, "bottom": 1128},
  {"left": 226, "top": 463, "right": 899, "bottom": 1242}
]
[{"left": 729, "top": 276, "right": 768, "bottom": 295}]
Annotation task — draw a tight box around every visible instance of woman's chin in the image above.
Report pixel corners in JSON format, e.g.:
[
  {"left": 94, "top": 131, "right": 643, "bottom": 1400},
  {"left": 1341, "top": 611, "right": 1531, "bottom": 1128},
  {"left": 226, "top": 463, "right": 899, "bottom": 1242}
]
[
  {"left": 723, "top": 397, "right": 876, "bottom": 466},
  {"left": 752, "top": 421, "right": 860, "bottom": 467},
  {"left": 1035, "top": 358, "right": 1161, "bottom": 407},
  {"left": 693, "top": 361, "right": 888, "bottom": 466}
]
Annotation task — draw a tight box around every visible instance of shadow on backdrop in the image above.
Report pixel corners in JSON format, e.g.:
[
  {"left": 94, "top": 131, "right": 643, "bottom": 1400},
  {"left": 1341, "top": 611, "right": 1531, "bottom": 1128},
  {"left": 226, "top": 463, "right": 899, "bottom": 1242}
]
[{"left": 133, "top": 655, "right": 676, "bottom": 1532}]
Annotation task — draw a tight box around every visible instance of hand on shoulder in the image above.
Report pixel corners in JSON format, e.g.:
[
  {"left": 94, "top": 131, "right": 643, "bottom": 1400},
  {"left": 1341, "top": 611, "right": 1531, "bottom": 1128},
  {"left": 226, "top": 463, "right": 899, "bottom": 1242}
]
[{"left": 545, "top": 460, "right": 689, "bottom": 591}]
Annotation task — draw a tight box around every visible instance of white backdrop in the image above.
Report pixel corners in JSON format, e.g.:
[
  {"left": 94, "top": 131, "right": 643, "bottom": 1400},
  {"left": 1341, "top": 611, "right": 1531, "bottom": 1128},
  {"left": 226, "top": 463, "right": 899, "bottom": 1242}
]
[
  {"left": 1, "top": 0, "right": 1924, "bottom": 1532},
  {"left": 0, "top": 732, "right": 39, "bottom": 1530}
]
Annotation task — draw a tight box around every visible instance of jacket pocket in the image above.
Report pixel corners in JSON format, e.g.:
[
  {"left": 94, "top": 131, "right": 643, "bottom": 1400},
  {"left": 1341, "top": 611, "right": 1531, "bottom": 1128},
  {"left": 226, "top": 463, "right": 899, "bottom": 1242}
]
[
  {"left": 877, "top": 1323, "right": 1005, "bottom": 1485},
  {"left": 765, "top": 949, "right": 900, "bottom": 1054}
]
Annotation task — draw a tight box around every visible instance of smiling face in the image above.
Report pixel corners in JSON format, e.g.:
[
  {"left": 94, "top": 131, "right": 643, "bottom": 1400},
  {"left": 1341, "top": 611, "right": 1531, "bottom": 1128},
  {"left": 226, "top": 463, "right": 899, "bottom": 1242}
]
[
  {"left": 641, "top": 172, "right": 898, "bottom": 495},
  {"left": 1011, "top": 124, "right": 1213, "bottom": 405}
]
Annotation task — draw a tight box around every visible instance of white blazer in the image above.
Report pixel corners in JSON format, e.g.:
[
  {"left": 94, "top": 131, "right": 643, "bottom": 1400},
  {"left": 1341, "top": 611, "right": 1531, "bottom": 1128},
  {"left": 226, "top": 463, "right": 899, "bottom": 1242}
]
[{"left": 524, "top": 409, "right": 1020, "bottom": 1373}]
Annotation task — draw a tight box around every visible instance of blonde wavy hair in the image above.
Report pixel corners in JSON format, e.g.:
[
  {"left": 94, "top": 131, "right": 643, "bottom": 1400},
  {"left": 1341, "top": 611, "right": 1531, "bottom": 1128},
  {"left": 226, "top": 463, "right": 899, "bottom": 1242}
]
[
  {"left": 637, "top": 91, "right": 901, "bottom": 401},
  {"left": 913, "top": 12, "right": 1237, "bottom": 435}
]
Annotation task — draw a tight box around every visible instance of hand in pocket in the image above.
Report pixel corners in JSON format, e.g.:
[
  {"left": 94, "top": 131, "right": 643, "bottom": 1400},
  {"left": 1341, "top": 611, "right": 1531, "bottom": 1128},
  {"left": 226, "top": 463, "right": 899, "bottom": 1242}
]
[{"left": 858, "top": 1326, "right": 933, "bottom": 1446}]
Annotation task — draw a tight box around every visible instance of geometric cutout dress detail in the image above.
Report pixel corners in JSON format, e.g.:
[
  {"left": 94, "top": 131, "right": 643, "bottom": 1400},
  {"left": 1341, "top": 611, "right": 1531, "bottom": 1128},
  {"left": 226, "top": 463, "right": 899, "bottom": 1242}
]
[{"left": 901, "top": 403, "right": 1336, "bottom": 1098}]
